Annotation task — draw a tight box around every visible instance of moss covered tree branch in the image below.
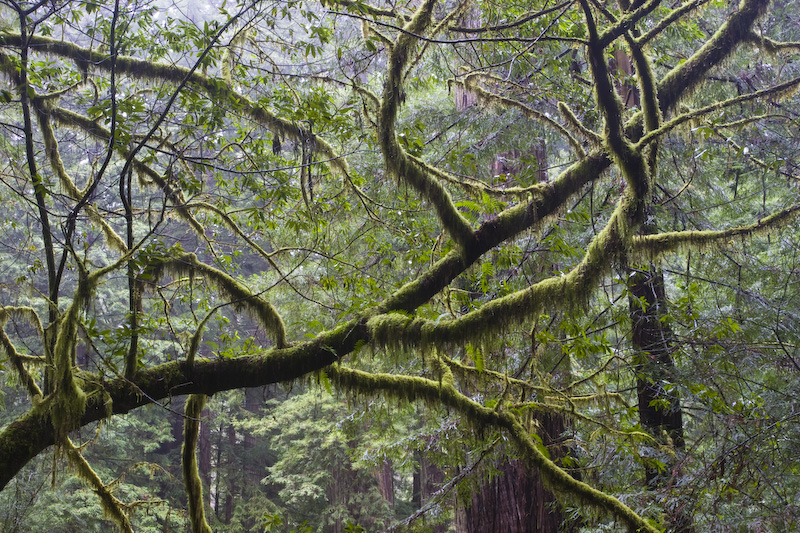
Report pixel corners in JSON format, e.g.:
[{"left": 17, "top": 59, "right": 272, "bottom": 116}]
[
  {"left": 377, "top": 0, "right": 475, "bottom": 249},
  {"left": 182, "top": 394, "right": 212, "bottom": 533},
  {"left": 325, "top": 365, "right": 661, "bottom": 533},
  {"left": 632, "top": 204, "right": 800, "bottom": 257}
]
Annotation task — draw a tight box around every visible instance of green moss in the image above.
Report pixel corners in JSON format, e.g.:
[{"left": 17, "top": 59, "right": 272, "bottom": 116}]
[
  {"left": 66, "top": 440, "right": 134, "bottom": 532},
  {"left": 633, "top": 203, "right": 800, "bottom": 259},
  {"left": 145, "top": 252, "right": 287, "bottom": 349}
]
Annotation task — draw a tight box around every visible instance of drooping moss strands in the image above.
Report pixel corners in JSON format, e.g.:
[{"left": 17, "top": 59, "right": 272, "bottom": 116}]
[
  {"left": 145, "top": 252, "right": 287, "bottom": 349},
  {"left": 182, "top": 394, "right": 212, "bottom": 533},
  {"left": 48, "top": 264, "right": 100, "bottom": 444},
  {"left": 325, "top": 365, "right": 661, "bottom": 533}
]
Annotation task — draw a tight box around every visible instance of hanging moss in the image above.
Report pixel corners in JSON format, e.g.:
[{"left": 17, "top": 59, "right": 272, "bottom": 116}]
[
  {"left": 143, "top": 252, "right": 287, "bottom": 349},
  {"left": 65, "top": 439, "right": 134, "bottom": 533},
  {"left": 49, "top": 307, "right": 87, "bottom": 444}
]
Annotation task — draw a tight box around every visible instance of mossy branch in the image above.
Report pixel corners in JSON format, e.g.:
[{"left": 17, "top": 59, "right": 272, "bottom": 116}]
[
  {"left": 657, "top": 0, "right": 770, "bottom": 113},
  {"left": 378, "top": 0, "right": 475, "bottom": 250},
  {"left": 633, "top": 204, "right": 800, "bottom": 257},
  {"left": 597, "top": 0, "right": 662, "bottom": 48},
  {"left": 65, "top": 438, "right": 133, "bottom": 533},
  {"left": 635, "top": 0, "right": 711, "bottom": 46},
  {"left": 187, "top": 308, "right": 218, "bottom": 366},
  {"left": 371, "top": 198, "right": 636, "bottom": 350},
  {"left": 182, "top": 394, "right": 212, "bottom": 533},
  {"left": 143, "top": 252, "right": 287, "bottom": 348},
  {"left": 461, "top": 74, "right": 586, "bottom": 157},
  {"left": 557, "top": 101, "right": 602, "bottom": 147},
  {"left": 0, "top": 33, "right": 351, "bottom": 179},
  {"left": 35, "top": 107, "right": 127, "bottom": 252},
  {"left": 407, "top": 152, "right": 550, "bottom": 200},
  {"left": 0, "top": 307, "right": 44, "bottom": 399},
  {"left": 46, "top": 105, "right": 205, "bottom": 238},
  {"left": 326, "top": 365, "right": 660, "bottom": 532},
  {"left": 637, "top": 75, "right": 800, "bottom": 149},
  {"left": 745, "top": 31, "right": 800, "bottom": 54}
]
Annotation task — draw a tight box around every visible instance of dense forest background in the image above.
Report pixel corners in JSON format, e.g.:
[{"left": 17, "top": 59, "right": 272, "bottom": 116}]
[{"left": 1, "top": 0, "right": 800, "bottom": 531}]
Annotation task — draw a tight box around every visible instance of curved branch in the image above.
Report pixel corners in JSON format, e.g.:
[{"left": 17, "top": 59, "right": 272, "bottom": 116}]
[
  {"left": 325, "top": 365, "right": 660, "bottom": 533},
  {"left": 142, "top": 252, "right": 287, "bottom": 349},
  {"left": 378, "top": 0, "right": 475, "bottom": 249}
]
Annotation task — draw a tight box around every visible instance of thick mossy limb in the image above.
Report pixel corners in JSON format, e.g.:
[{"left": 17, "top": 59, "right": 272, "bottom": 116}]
[
  {"left": 182, "top": 394, "right": 212, "bottom": 533},
  {"left": 65, "top": 438, "right": 133, "bottom": 533},
  {"left": 657, "top": 0, "right": 770, "bottom": 113},
  {"left": 326, "top": 366, "right": 660, "bottom": 533},
  {"left": 49, "top": 300, "right": 87, "bottom": 444}
]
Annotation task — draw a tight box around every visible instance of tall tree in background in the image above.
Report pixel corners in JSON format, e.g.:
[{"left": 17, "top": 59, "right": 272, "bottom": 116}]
[{"left": 0, "top": 0, "right": 800, "bottom": 531}]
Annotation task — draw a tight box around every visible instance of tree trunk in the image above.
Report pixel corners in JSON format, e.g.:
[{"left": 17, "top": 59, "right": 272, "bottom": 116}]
[
  {"left": 199, "top": 406, "right": 213, "bottom": 509},
  {"left": 376, "top": 457, "right": 394, "bottom": 508},
  {"left": 628, "top": 265, "right": 693, "bottom": 532},
  {"left": 458, "top": 412, "right": 569, "bottom": 533}
]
